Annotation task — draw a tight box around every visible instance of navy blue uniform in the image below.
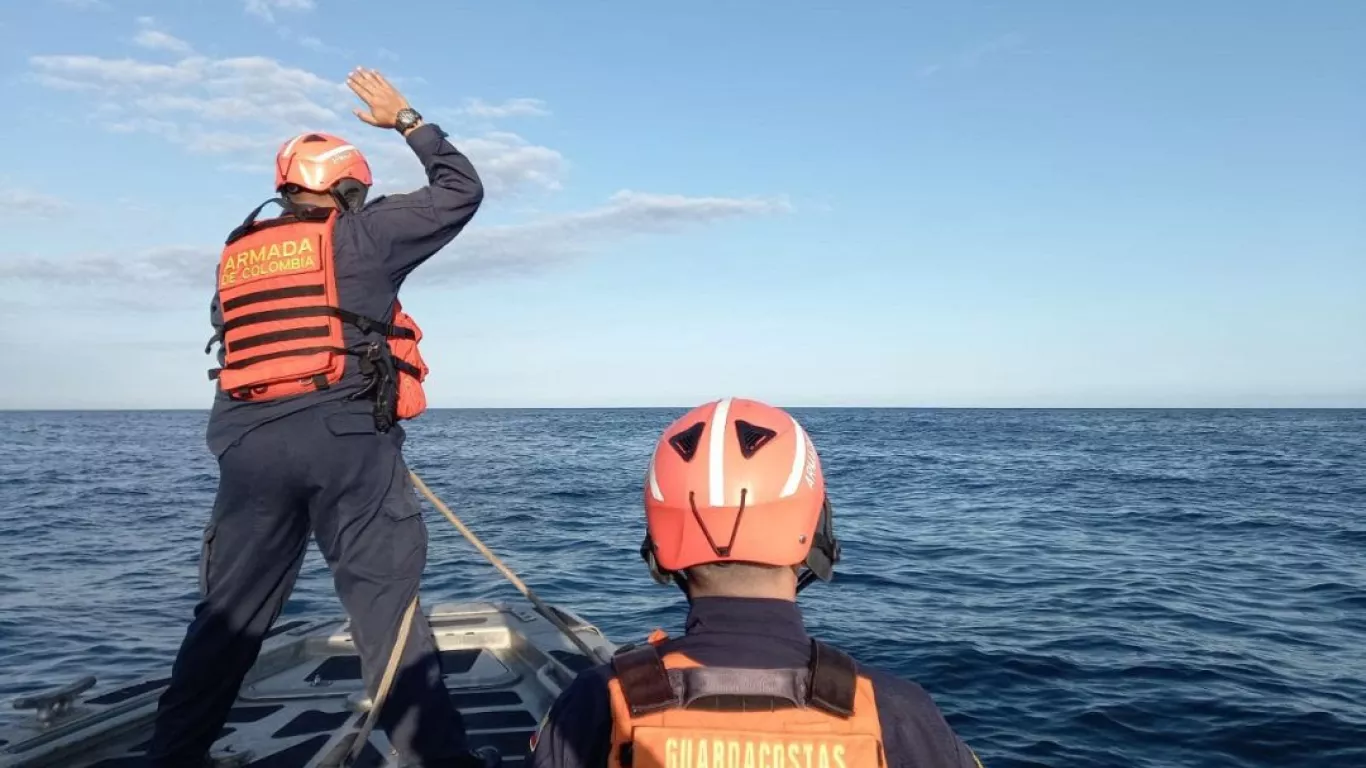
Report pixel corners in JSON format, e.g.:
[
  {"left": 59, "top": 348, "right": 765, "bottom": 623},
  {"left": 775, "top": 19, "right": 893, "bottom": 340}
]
[
  {"left": 205, "top": 122, "right": 483, "bottom": 458},
  {"left": 147, "top": 123, "right": 484, "bottom": 767},
  {"left": 530, "top": 598, "right": 982, "bottom": 768}
]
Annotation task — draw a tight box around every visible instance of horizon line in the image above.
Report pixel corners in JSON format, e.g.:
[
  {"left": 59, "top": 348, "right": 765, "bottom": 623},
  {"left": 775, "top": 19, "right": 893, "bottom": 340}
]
[{"left": 2, "top": 405, "right": 1364, "bottom": 413}]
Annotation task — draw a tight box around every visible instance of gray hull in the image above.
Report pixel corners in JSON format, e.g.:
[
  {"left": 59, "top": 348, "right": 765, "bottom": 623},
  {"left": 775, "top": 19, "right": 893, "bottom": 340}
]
[{"left": 1, "top": 601, "right": 616, "bottom": 767}]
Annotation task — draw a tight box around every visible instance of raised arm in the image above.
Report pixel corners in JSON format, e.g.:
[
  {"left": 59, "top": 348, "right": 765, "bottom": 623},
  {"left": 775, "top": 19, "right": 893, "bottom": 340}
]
[{"left": 346, "top": 67, "right": 485, "bottom": 285}]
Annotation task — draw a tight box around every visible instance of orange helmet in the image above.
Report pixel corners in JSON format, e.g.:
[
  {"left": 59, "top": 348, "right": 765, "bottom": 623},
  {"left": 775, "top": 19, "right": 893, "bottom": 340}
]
[
  {"left": 641, "top": 398, "right": 840, "bottom": 593},
  {"left": 274, "top": 132, "right": 371, "bottom": 209}
]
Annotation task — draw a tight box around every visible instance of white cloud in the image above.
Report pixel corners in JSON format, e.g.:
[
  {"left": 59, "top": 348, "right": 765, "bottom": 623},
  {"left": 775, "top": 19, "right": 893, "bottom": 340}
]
[
  {"left": 245, "top": 0, "right": 315, "bottom": 22},
  {"left": 0, "top": 187, "right": 71, "bottom": 218},
  {"left": 0, "top": 245, "right": 212, "bottom": 288},
  {"left": 0, "top": 192, "right": 787, "bottom": 291},
  {"left": 377, "top": 48, "right": 399, "bottom": 62},
  {"left": 133, "top": 29, "right": 194, "bottom": 55},
  {"left": 219, "top": 161, "right": 274, "bottom": 175},
  {"left": 459, "top": 98, "right": 550, "bottom": 119},
  {"left": 29, "top": 55, "right": 208, "bottom": 90},
  {"left": 29, "top": 52, "right": 350, "bottom": 154},
  {"left": 428, "top": 191, "right": 789, "bottom": 281},
  {"left": 14, "top": 21, "right": 792, "bottom": 298},
  {"left": 358, "top": 131, "right": 566, "bottom": 199},
  {"left": 918, "top": 31, "right": 1028, "bottom": 79},
  {"left": 454, "top": 132, "right": 565, "bottom": 195},
  {"left": 27, "top": 49, "right": 568, "bottom": 195}
]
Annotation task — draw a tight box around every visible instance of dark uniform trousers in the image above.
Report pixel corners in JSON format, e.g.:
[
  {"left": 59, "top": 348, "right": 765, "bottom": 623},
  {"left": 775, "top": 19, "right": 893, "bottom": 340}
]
[{"left": 146, "top": 402, "right": 466, "bottom": 765}]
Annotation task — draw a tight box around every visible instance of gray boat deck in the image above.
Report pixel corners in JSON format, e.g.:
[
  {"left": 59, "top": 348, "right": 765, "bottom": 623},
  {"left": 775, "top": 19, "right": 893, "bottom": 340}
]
[{"left": 0, "top": 601, "right": 615, "bottom": 768}]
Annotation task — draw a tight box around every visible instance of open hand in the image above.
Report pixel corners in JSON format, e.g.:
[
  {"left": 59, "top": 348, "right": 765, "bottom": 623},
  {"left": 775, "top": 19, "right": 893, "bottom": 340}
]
[{"left": 347, "top": 67, "right": 410, "bottom": 129}]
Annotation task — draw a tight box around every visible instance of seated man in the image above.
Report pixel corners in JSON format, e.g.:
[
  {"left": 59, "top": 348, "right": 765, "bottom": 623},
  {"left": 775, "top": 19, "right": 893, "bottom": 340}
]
[{"left": 531, "top": 398, "right": 984, "bottom": 768}]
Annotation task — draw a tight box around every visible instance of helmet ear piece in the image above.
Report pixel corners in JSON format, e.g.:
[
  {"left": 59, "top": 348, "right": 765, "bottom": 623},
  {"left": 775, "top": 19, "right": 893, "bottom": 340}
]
[
  {"left": 331, "top": 179, "right": 369, "bottom": 212},
  {"left": 640, "top": 535, "right": 673, "bottom": 586},
  {"left": 798, "top": 496, "right": 840, "bottom": 592}
]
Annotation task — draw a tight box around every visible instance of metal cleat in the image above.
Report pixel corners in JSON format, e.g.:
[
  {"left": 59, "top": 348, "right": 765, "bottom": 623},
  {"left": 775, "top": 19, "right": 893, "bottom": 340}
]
[{"left": 11, "top": 676, "right": 96, "bottom": 725}]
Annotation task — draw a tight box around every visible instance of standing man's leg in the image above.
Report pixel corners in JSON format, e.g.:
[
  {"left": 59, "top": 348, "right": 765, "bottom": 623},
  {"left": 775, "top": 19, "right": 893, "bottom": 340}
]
[
  {"left": 308, "top": 406, "right": 468, "bottom": 763},
  {"left": 147, "top": 425, "right": 311, "bottom": 766}
]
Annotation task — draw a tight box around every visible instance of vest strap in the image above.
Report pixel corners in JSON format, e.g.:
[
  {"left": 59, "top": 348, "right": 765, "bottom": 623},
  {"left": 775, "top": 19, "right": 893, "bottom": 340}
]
[
  {"left": 611, "top": 645, "right": 678, "bottom": 717},
  {"left": 667, "top": 667, "right": 808, "bottom": 708},
  {"left": 808, "top": 639, "right": 857, "bottom": 717},
  {"left": 613, "top": 640, "right": 860, "bottom": 718}
]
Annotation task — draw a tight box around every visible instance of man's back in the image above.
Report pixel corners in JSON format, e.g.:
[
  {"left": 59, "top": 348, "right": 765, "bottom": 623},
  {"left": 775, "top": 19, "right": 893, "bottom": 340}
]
[
  {"left": 205, "top": 122, "right": 482, "bottom": 456},
  {"left": 152, "top": 74, "right": 492, "bottom": 766},
  {"left": 531, "top": 597, "right": 981, "bottom": 768}
]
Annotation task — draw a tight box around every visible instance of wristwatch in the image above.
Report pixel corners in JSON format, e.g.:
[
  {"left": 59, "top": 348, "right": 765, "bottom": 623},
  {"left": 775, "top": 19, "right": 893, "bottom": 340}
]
[{"left": 394, "top": 107, "right": 423, "bottom": 134}]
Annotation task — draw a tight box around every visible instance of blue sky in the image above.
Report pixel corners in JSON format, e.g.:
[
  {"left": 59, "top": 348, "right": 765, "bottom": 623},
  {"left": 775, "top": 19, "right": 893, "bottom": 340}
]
[{"left": 0, "top": 0, "right": 1362, "bottom": 408}]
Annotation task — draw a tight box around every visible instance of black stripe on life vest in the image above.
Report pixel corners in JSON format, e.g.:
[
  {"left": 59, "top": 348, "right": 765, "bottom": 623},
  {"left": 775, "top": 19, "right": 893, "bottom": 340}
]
[
  {"left": 221, "top": 345, "right": 351, "bottom": 371},
  {"left": 221, "top": 284, "right": 325, "bottom": 313},
  {"left": 221, "top": 301, "right": 416, "bottom": 341},
  {"left": 393, "top": 358, "right": 423, "bottom": 377},
  {"left": 228, "top": 325, "right": 330, "bottom": 353},
  {"left": 222, "top": 305, "right": 335, "bottom": 333}
]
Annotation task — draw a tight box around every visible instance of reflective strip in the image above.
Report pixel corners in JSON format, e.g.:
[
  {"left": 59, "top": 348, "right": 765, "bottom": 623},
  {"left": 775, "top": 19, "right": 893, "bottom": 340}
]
[
  {"left": 780, "top": 417, "right": 808, "bottom": 498},
  {"left": 708, "top": 398, "right": 733, "bottom": 508}
]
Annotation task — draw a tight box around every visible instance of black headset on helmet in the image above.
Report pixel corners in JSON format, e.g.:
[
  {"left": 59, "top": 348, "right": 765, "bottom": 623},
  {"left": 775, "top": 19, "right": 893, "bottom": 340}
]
[{"left": 279, "top": 178, "right": 368, "bottom": 214}]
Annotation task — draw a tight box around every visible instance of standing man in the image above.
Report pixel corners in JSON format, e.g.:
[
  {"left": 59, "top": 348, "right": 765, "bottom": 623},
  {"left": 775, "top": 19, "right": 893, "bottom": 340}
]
[
  {"left": 530, "top": 398, "right": 985, "bottom": 768},
  {"left": 148, "top": 68, "right": 490, "bottom": 767}
]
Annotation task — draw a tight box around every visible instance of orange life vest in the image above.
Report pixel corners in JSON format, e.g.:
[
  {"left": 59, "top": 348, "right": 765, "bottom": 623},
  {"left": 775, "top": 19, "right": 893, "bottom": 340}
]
[
  {"left": 606, "top": 638, "right": 886, "bottom": 768},
  {"left": 207, "top": 199, "right": 429, "bottom": 421}
]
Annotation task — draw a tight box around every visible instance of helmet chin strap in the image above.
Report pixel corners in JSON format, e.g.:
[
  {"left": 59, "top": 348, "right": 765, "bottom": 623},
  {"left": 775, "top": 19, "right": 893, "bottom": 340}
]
[
  {"left": 796, "top": 568, "right": 821, "bottom": 594},
  {"left": 674, "top": 572, "right": 694, "bottom": 603}
]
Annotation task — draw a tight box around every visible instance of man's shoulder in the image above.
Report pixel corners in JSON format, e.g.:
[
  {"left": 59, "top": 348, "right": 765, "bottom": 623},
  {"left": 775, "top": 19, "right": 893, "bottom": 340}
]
[
  {"left": 548, "top": 659, "right": 615, "bottom": 714},
  {"left": 325, "top": 195, "right": 408, "bottom": 242},
  {"left": 355, "top": 188, "right": 427, "bottom": 215},
  {"left": 570, "top": 658, "right": 616, "bottom": 687},
  {"left": 605, "top": 636, "right": 942, "bottom": 714},
  {"left": 847, "top": 656, "right": 980, "bottom": 768},
  {"left": 530, "top": 661, "right": 616, "bottom": 768},
  {"left": 547, "top": 640, "right": 678, "bottom": 711},
  {"left": 851, "top": 657, "right": 938, "bottom": 708}
]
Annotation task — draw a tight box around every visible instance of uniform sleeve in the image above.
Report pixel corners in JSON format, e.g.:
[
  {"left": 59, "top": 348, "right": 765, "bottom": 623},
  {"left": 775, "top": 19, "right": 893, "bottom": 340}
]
[
  {"left": 530, "top": 668, "right": 614, "bottom": 768},
  {"left": 868, "top": 669, "right": 984, "bottom": 768},
  {"left": 359, "top": 122, "right": 484, "bottom": 286}
]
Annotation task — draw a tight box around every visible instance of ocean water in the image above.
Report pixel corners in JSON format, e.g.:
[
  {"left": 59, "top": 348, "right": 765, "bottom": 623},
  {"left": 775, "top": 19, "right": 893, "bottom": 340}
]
[{"left": 0, "top": 408, "right": 1363, "bottom": 767}]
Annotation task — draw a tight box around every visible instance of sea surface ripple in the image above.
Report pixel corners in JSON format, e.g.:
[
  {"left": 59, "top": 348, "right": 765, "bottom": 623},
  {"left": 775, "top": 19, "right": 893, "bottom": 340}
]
[{"left": 1, "top": 408, "right": 1363, "bottom": 767}]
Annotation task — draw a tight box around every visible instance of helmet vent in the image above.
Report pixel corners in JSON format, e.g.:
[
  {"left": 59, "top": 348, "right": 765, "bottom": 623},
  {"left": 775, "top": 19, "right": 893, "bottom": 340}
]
[
  {"left": 734, "top": 420, "right": 777, "bottom": 458},
  {"left": 668, "top": 421, "right": 706, "bottom": 462},
  {"left": 300, "top": 134, "right": 326, "bottom": 143}
]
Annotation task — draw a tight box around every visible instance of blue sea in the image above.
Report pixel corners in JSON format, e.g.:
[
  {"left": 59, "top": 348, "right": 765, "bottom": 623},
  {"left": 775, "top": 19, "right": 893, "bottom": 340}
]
[{"left": 1, "top": 409, "right": 1363, "bottom": 767}]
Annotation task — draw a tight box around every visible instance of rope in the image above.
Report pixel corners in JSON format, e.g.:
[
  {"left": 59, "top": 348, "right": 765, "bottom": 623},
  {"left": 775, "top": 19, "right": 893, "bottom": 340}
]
[
  {"left": 408, "top": 470, "right": 608, "bottom": 664},
  {"left": 344, "top": 595, "right": 418, "bottom": 765},
  {"left": 339, "top": 469, "right": 608, "bottom": 764}
]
